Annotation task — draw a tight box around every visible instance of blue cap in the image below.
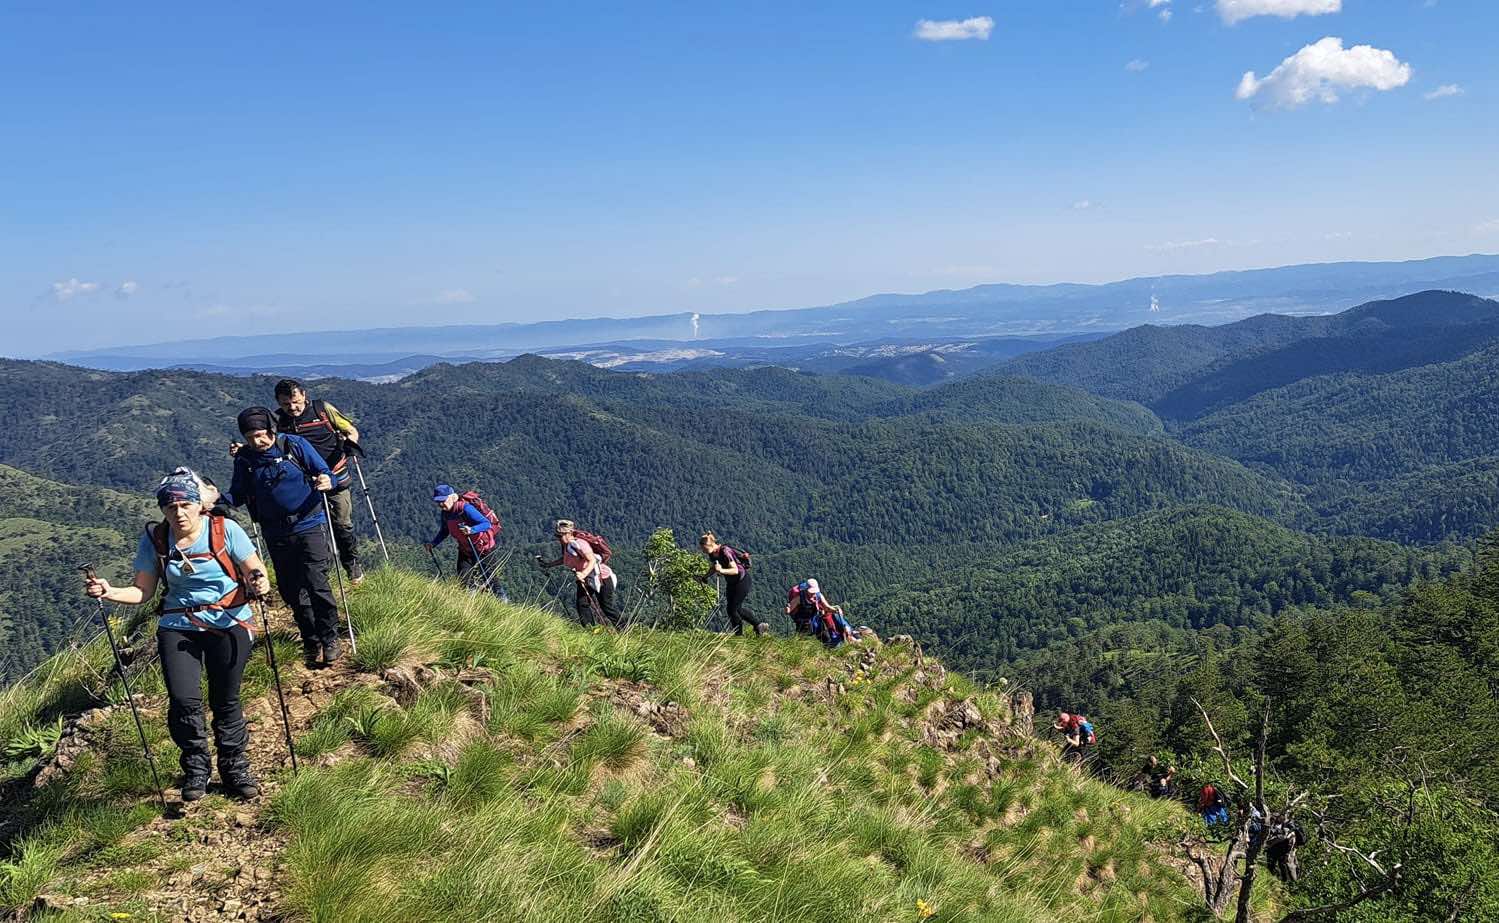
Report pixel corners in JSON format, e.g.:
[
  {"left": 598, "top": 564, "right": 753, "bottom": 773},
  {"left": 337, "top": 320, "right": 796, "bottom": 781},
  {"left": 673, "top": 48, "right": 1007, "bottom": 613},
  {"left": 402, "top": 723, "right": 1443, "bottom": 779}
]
[{"left": 433, "top": 484, "right": 455, "bottom": 503}]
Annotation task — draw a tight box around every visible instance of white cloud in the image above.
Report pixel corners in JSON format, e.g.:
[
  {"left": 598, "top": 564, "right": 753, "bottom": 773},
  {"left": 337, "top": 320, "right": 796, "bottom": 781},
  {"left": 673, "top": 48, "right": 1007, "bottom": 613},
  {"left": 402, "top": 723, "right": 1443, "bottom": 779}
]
[
  {"left": 714, "top": 275, "right": 739, "bottom": 286},
  {"left": 1072, "top": 199, "right": 1098, "bottom": 210},
  {"left": 1423, "top": 83, "right": 1463, "bottom": 100},
  {"left": 1148, "top": 0, "right": 1173, "bottom": 20},
  {"left": 1476, "top": 218, "right": 1499, "bottom": 235},
  {"left": 1217, "top": 0, "right": 1340, "bottom": 24},
  {"left": 50, "top": 278, "right": 101, "bottom": 301},
  {"left": 1235, "top": 37, "right": 1411, "bottom": 110},
  {"left": 433, "top": 288, "right": 476, "bottom": 304},
  {"left": 116, "top": 280, "right": 140, "bottom": 299},
  {"left": 1125, "top": 58, "right": 1150, "bottom": 72},
  {"left": 914, "top": 16, "right": 994, "bottom": 41},
  {"left": 1146, "top": 237, "right": 1222, "bottom": 252}
]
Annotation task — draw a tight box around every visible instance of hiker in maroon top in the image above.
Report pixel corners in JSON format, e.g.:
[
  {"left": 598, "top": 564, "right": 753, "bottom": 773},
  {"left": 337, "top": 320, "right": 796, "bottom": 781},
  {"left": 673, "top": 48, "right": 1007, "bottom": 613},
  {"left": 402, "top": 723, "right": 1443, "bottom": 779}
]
[{"left": 699, "top": 531, "right": 768, "bottom": 636}]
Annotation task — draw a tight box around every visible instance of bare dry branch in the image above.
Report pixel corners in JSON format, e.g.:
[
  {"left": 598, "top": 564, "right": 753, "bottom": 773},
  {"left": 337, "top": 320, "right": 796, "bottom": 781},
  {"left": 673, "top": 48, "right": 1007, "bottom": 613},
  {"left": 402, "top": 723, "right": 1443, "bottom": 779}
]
[{"left": 1191, "top": 696, "right": 1247, "bottom": 790}]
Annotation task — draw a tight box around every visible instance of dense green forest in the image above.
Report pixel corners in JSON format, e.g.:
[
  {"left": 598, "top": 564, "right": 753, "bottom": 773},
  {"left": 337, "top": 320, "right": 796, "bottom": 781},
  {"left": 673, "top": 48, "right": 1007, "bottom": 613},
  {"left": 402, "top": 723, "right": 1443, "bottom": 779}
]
[
  {"left": 0, "top": 355, "right": 1306, "bottom": 677},
  {"left": 1013, "top": 537, "right": 1499, "bottom": 920},
  {"left": 1, "top": 290, "right": 1497, "bottom": 681},
  {"left": 851, "top": 506, "right": 1463, "bottom": 676}
]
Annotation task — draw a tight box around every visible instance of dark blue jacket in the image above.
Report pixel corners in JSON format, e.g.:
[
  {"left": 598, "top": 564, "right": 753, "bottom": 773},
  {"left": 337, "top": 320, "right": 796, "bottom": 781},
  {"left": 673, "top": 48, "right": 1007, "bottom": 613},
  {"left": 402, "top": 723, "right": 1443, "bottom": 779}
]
[{"left": 222, "top": 434, "right": 333, "bottom": 539}]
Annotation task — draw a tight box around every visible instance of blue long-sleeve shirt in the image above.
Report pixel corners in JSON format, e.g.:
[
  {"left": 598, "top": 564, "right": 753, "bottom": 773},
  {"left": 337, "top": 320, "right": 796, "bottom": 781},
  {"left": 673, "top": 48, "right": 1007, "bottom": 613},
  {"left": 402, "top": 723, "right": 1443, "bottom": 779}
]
[
  {"left": 431, "top": 502, "right": 494, "bottom": 546},
  {"left": 221, "top": 433, "right": 333, "bottom": 539}
]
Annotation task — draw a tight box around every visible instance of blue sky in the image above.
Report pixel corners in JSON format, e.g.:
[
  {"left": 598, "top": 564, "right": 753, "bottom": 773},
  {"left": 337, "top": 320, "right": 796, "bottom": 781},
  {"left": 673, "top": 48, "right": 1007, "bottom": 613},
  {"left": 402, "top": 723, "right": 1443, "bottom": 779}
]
[{"left": 2, "top": 1, "right": 1495, "bottom": 354}]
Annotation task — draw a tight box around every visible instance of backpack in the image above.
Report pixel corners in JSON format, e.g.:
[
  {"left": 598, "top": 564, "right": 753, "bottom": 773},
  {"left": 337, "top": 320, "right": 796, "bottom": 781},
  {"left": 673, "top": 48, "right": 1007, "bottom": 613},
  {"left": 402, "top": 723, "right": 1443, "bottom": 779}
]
[
  {"left": 725, "top": 545, "right": 752, "bottom": 571},
  {"left": 1077, "top": 718, "right": 1096, "bottom": 745},
  {"left": 571, "top": 528, "right": 611, "bottom": 564},
  {"left": 145, "top": 513, "right": 249, "bottom": 620},
  {"left": 458, "top": 491, "right": 501, "bottom": 533}
]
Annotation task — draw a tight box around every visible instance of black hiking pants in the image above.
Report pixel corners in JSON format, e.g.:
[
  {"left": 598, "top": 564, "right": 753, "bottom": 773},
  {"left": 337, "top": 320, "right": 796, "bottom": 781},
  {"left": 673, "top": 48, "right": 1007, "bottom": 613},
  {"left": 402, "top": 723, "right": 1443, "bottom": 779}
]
[
  {"left": 268, "top": 528, "right": 341, "bottom": 645},
  {"left": 724, "top": 575, "right": 757, "bottom": 634},
  {"left": 577, "top": 574, "right": 624, "bottom": 628},
  {"left": 158, "top": 625, "right": 252, "bottom": 778},
  {"left": 326, "top": 487, "right": 360, "bottom": 577},
  {"left": 458, "top": 548, "right": 508, "bottom": 601}
]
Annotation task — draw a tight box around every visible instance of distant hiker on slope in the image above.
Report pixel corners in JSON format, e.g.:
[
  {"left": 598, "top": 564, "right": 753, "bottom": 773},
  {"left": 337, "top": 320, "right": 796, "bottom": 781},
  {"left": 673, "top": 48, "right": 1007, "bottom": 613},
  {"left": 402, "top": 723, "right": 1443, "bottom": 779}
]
[
  {"left": 1197, "top": 783, "right": 1230, "bottom": 827},
  {"left": 271, "top": 379, "right": 366, "bottom": 583},
  {"left": 698, "top": 531, "right": 768, "bottom": 636},
  {"left": 785, "top": 579, "right": 856, "bottom": 647},
  {"left": 82, "top": 470, "right": 271, "bottom": 801},
  {"left": 1141, "top": 755, "right": 1176, "bottom": 799},
  {"left": 1053, "top": 711, "right": 1096, "bottom": 764},
  {"left": 537, "top": 519, "right": 623, "bottom": 628},
  {"left": 218, "top": 407, "right": 344, "bottom": 668},
  {"left": 425, "top": 484, "right": 508, "bottom": 601}
]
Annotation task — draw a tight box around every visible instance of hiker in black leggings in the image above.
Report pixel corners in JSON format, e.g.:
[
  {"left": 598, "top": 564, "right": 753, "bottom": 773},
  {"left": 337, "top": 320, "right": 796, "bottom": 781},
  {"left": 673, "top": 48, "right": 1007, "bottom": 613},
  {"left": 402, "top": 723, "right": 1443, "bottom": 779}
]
[{"left": 699, "top": 532, "right": 768, "bottom": 636}]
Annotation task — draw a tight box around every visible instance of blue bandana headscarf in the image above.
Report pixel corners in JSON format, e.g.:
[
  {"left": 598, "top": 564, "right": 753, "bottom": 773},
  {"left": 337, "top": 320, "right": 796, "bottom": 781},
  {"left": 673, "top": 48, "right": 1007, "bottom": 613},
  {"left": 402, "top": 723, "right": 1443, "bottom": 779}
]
[{"left": 155, "top": 472, "right": 202, "bottom": 508}]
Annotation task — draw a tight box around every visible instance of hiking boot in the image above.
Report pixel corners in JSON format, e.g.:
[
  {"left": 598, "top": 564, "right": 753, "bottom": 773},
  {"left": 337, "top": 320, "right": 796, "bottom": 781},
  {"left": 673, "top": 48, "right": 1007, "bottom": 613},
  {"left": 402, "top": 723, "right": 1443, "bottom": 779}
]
[
  {"left": 755, "top": 623, "right": 771, "bottom": 637},
  {"left": 180, "top": 772, "right": 210, "bottom": 802},
  {"left": 179, "top": 751, "right": 211, "bottom": 802},
  {"left": 302, "top": 640, "right": 322, "bottom": 669},
  {"left": 348, "top": 563, "right": 366, "bottom": 586},
  {"left": 321, "top": 636, "right": 343, "bottom": 666},
  {"left": 219, "top": 751, "right": 260, "bottom": 801},
  {"left": 222, "top": 773, "right": 260, "bottom": 800}
]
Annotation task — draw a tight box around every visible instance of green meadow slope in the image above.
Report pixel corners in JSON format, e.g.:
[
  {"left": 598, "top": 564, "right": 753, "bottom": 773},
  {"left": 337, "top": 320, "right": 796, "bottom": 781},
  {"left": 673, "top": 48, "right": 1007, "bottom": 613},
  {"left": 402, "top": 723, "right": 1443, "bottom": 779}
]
[{"left": 0, "top": 571, "right": 1227, "bottom": 922}]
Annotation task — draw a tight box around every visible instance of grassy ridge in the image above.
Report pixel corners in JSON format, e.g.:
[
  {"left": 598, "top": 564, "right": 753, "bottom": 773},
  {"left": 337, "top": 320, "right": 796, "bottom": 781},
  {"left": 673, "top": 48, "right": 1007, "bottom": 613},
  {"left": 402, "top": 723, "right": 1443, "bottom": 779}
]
[{"left": 0, "top": 571, "right": 1213, "bottom": 922}]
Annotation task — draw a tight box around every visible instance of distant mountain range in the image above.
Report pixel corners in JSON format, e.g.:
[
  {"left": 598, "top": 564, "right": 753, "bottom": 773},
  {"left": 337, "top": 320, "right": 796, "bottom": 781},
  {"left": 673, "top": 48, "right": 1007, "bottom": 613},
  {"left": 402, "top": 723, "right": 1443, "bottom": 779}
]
[{"left": 46, "top": 254, "right": 1499, "bottom": 381}]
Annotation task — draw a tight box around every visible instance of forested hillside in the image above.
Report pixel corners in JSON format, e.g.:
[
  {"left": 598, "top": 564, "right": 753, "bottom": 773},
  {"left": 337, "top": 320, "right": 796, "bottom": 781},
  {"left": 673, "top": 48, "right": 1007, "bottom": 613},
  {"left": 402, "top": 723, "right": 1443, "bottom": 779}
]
[
  {"left": 852, "top": 506, "right": 1461, "bottom": 676},
  {"left": 1002, "top": 290, "right": 1499, "bottom": 541},
  {"left": 0, "top": 466, "right": 155, "bottom": 682},
  {"left": 1012, "top": 539, "right": 1499, "bottom": 920},
  {"left": 0, "top": 355, "right": 1307, "bottom": 677},
  {"left": 1003, "top": 290, "right": 1497, "bottom": 415}
]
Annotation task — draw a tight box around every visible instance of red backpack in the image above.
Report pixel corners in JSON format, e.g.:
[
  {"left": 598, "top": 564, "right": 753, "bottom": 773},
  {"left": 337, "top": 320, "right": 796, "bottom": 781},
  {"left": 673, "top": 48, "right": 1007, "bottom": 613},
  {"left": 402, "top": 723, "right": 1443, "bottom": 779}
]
[
  {"left": 570, "top": 528, "right": 612, "bottom": 564},
  {"left": 459, "top": 491, "right": 501, "bottom": 533}
]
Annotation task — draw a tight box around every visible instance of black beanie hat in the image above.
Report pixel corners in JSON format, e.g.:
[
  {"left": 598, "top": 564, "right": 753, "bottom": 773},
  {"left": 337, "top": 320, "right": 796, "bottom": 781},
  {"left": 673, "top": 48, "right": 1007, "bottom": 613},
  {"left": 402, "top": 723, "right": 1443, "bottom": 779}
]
[{"left": 237, "top": 406, "right": 276, "bottom": 436}]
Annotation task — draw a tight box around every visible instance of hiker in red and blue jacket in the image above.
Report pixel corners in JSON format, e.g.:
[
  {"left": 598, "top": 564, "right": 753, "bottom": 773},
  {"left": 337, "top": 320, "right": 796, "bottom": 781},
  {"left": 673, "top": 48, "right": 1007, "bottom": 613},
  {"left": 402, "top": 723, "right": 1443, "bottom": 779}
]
[
  {"left": 83, "top": 469, "right": 271, "bottom": 801},
  {"left": 424, "top": 485, "right": 507, "bottom": 601},
  {"left": 1053, "top": 711, "right": 1096, "bottom": 764},
  {"left": 217, "top": 407, "right": 342, "bottom": 668},
  {"left": 785, "top": 579, "right": 855, "bottom": 646}
]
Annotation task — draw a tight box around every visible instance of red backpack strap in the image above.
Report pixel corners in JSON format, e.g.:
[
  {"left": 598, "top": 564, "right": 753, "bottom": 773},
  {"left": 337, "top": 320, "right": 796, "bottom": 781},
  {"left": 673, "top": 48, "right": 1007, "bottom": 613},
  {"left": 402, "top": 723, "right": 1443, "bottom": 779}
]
[
  {"left": 208, "top": 515, "right": 248, "bottom": 608},
  {"left": 146, "top": 522, "right": 169, "bottom": 579}
]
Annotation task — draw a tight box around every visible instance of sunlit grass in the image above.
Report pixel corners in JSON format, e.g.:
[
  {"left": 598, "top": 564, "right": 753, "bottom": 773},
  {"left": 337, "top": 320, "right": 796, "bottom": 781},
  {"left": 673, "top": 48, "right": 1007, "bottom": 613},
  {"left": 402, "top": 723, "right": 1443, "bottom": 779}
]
[{"left": 2, "top": 568, "right": 1204, "bottom": 922}]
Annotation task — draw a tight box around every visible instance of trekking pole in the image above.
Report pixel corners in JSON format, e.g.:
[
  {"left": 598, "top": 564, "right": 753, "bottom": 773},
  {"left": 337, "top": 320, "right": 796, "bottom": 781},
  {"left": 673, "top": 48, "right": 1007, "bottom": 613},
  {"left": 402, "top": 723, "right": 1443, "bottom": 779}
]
[
  {"left": 461, "top": 531, "right": 501, "bottom": 596},
  {"left": 320, "top": 492, "right": 358, "bottom": 654},
  {"left": 347, "top": 454, "right": 391, "bottom": 568},
  {"left": 249, "top": 569, "right": 298, "bottom": 774},
  {"left": 249, "top": 519, "right": 269, "bottom": 566},
  {"left": 427, "top": 546, "right": 444, "bottom": 578},
  {"left": 79, "top": 565, "right": 167, "bottom": 811}
]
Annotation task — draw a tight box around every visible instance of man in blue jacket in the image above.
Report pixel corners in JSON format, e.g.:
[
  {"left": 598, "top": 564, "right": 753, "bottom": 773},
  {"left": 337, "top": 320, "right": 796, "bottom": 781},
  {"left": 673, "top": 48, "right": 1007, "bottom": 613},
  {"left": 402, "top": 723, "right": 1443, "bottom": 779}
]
[{"left": 218, "top": 407, "right": 343, "bottom": 667}]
